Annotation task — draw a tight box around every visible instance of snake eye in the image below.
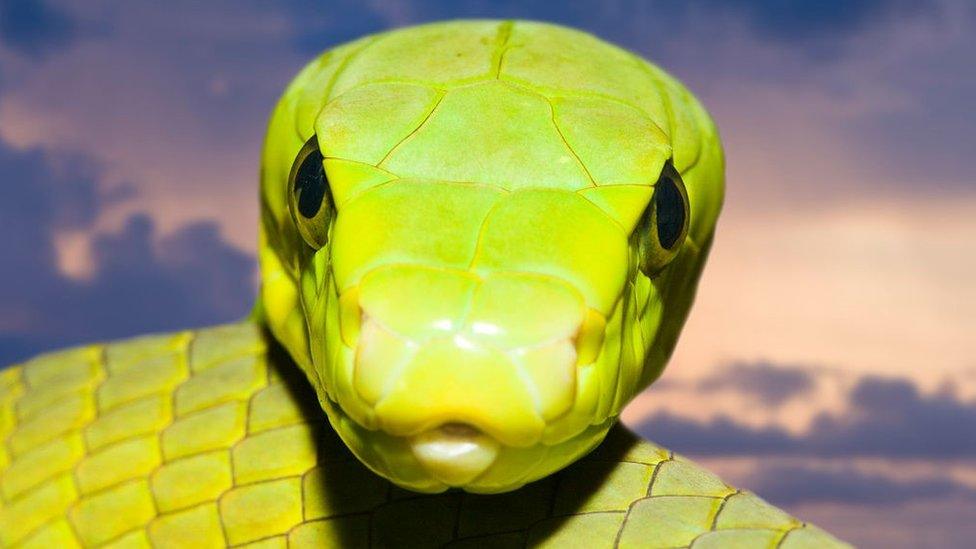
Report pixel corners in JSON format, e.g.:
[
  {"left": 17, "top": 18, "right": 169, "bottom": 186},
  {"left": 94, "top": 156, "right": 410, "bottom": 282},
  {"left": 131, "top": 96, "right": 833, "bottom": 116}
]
[
  {"left": 288, "top": 135, "right": 334, "bottom": 250},
  {"left": 637, "top": 161, "right": 690, "bottom": 276}
]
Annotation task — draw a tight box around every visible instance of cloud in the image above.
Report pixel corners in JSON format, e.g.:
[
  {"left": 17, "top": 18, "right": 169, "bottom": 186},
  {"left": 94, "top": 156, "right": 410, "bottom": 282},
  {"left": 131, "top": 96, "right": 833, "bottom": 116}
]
[
  {"left": 693, "top": 0, "right": 933, "bottom": 56},
  {"left": 0, "top": 138, "right": 255, "bottom": 366},
  {"left": 642, "top": 411, "right": 796, "bottom": 454},
  {"left": 843, "top": 8, "right": 976, "bottom": 186},
  {"left": 0, "top": 142, "right": 105, "bottom": 294},
  {"left": 636, "top": 368, "right": 976, "bottom": 520},
  {"left": 280, "top": 0, "right": 391, "bottom": 55},
  {"left": 696, "top": 361, "right": 815, "bottom": 406},
  {"left": 75, "top": 214, "right": 256, "bottom": 335},
  {"left": 799, "top": 497, "right": 976, "bottom": 549},
  {"left": 808, "top": 377, "right": 976, "bottom": 458},
  {"left": 637, "top": 374, "right": 976, "bottom": 458},
  {"left": 743, "top": 463, "right": 976, "bottom": 506},
  {"left": 350, "top": 0, "right": 931, "bottom": 51},
  {"left": 642, "top": 411, "right": 797, "bottom": 455},
  {"left": 0, "top": 0, "right": 78, "bottom": 58},
  {"left": 0, "top": 2, "right": 315, "bottom": 253}
]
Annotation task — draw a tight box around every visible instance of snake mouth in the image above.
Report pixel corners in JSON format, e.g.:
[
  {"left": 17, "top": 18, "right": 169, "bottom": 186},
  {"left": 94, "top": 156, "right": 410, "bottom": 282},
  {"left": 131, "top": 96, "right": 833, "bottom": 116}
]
[{"left": 408, "top": 422, "right": 501, "bottom": 486}]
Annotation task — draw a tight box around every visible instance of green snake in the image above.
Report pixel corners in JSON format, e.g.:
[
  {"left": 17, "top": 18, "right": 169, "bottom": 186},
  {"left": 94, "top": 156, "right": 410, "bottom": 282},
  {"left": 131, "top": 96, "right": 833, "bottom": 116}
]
[
  {"left": 0, "top": 20, "right": 849, "bottom": 547},
  {"left": 259, "top": 19, "right": 721, "bottom": 494}
]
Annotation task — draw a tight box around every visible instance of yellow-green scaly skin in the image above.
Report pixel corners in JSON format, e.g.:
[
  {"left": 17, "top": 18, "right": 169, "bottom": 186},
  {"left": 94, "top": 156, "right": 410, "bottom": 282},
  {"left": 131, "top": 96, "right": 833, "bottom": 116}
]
[
  {"left": 0, "top": 322, "right": 848, "bottom": 547},
  {"left": 260, "top": 20, "right": 723, "bottom": 494},
  {"left": 0, "top": 20, "right": 852, "bottom": 548}
]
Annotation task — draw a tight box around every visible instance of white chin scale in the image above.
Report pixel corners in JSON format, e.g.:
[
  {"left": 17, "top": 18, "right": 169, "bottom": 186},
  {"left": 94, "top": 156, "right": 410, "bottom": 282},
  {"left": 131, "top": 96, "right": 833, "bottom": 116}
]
[{"left": 409, "top": 423, "right": 500, "bottom": 486}]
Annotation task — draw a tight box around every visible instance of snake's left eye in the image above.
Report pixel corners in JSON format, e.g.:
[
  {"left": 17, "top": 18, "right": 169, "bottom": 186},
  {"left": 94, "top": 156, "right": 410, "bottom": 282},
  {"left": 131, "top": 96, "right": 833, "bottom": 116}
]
[
  {"left": 288, "top": 135, "right": 334, "bottom": 250},
  {"left": 637, "top": 161, "right": 690, "bottom": 276}
]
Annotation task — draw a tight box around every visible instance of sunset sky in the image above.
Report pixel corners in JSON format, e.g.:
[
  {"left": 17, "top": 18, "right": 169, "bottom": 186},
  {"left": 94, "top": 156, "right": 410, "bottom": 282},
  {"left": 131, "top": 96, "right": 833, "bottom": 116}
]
[{"left": 1, "top": 1, "right": 974, "bottom": 546}]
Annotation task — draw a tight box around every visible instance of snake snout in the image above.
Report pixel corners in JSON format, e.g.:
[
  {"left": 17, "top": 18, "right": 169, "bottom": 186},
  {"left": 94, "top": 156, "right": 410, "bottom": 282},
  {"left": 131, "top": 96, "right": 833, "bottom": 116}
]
[
  {"left": 340, "top": 264, "right": 610, "bottom": 452},
  {"left": 367, "top": 333, "right": 546, "bottom": 447}
]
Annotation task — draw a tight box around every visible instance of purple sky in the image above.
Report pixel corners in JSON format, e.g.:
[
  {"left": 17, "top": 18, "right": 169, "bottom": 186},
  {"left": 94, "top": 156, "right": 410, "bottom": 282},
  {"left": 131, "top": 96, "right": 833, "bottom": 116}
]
[{"left": 1, "top": 2, "right": 974, "bottom": 546}]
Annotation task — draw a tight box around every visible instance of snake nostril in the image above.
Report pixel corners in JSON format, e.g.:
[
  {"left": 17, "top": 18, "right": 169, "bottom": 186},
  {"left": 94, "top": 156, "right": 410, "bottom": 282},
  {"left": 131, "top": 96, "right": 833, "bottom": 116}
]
[
  {"left": 338, "top": 287, "right": 362, "bottom": 347},
  {"left": 575, "top": 309, "right": 607, "bottom": 366}
]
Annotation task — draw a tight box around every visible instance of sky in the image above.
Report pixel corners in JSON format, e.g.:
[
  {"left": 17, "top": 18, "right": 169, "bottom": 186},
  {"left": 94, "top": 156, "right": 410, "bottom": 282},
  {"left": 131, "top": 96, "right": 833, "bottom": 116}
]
[{"left": 1, "top": 1, "right": 974, "bottom": 546}]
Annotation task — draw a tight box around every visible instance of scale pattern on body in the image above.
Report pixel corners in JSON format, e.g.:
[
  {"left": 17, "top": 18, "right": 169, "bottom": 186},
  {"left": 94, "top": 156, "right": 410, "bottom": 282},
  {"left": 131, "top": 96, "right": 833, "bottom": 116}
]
[{"left": 0, "top": 323, "right": 848, "bottom": 547}]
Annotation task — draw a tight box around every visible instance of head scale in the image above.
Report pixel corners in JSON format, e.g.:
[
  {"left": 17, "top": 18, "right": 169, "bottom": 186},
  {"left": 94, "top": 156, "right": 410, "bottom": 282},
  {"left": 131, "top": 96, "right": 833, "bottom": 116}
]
[{"left": 259, "top": 20, "right": 724, "bottom": 493}]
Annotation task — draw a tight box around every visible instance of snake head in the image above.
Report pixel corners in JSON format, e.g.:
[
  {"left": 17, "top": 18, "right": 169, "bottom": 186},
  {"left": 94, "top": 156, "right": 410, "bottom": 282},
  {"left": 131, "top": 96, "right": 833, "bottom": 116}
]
[{"left": 258, "top": 21, "right": 723, "bottom": 493}]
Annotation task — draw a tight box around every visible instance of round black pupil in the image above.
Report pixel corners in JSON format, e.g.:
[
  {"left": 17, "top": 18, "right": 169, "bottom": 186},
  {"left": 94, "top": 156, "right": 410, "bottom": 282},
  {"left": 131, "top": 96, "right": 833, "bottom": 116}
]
[
  {"left": 295, "top": 149, "right": 326, "bottom": 219},
  {"left": 655, "top": 176, "right": 684, "bottom": 250}
]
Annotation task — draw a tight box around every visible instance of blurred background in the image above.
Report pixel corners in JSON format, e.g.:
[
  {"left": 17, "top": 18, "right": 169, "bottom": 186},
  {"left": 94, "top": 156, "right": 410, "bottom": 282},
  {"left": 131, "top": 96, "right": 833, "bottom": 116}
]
[{"left": 0, "top": 1, "right": 973, "bottom": 546}]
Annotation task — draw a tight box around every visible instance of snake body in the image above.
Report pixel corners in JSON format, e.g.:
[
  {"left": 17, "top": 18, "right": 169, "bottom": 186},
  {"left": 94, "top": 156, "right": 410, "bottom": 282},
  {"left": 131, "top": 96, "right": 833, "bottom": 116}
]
[{"left": 0, "top": 21, "right": 849, "bottom": 547}]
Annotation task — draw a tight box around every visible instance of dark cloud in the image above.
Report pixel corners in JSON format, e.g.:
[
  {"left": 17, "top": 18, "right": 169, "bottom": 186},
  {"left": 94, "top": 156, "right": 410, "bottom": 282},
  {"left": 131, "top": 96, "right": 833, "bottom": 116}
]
[
  {"left": 0, "top": 335, "right": 42, "bottom": 365},
  {"left": 282, "top": 0, "right": 390, "bottom": 55},
  {"left": 696, "top": 361, "right": 815, "bottom": 406},
  {"left": 0, "top": 144, "right": 101, "bottom": 288},
  {"left": 744, "top": 464, "right": 976, "bottom": 505},
  {"left": 638, "top": 374, "right": 976, "bottom": 458},
  {"left": 0, "top": 140, "right": 255, "bottom": 366},
  {"left": 283, "top": 0, "right": 936, "bottom": 61},
  {"left": 0, "top": 0, "right": 78, "bottom": 58},
  {"left": 809, "top": 377, "right": 976, "bottom": 458},
  {"left": 641, "top": 411, "right": 796, "bottom": 454},
  {"left": 694, "top": 0, "right": 933, "bottom": 57},
  {"left": 849, "top": 37, "right": 976, "bottom": 187},
  {"left": 640, "top": 372, "right": 976, "bottom": 510},
  {"left": 67, "top": 214, "right": 256, "bottom": 338}
]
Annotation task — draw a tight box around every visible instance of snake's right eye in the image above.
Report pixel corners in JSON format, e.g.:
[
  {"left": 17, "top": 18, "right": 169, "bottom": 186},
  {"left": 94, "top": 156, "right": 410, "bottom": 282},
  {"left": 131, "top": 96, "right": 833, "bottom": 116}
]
[{"left": 288, "top": 135, "right": 334, "bottom": 250}]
